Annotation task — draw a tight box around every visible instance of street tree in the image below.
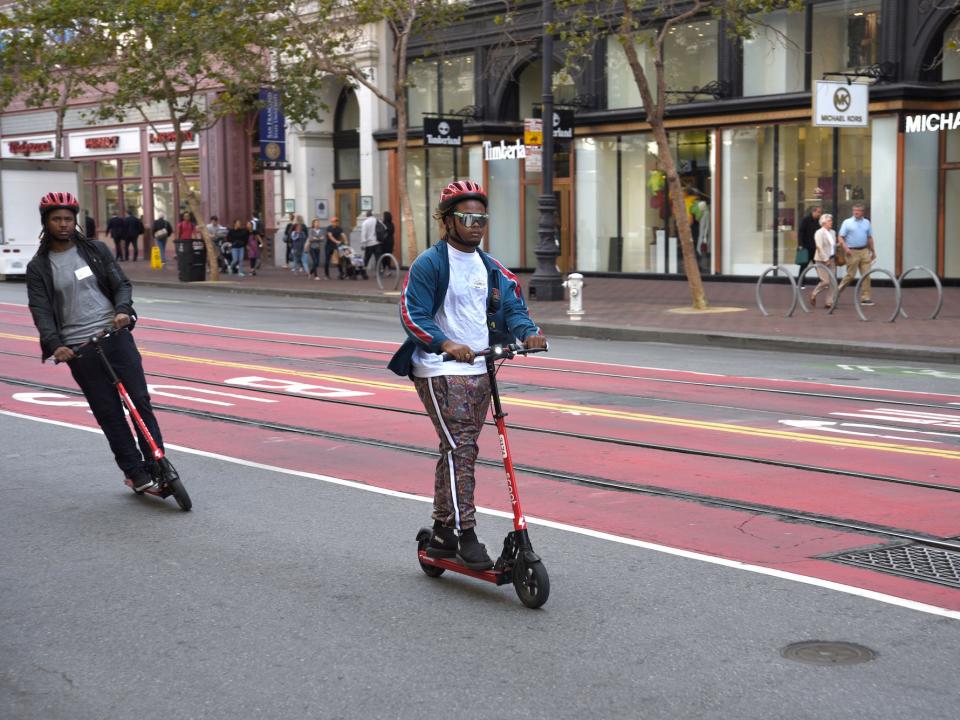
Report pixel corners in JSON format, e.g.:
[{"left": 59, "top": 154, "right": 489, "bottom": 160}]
[
  {"left": 553, "top": 0, "right": 803, "bottom": 310},
  {"left": 280, "top": 0, "right": 468, "bottom": 264},
  {"left": 1, "top": 0, "right": 324, "bottom": 280}
]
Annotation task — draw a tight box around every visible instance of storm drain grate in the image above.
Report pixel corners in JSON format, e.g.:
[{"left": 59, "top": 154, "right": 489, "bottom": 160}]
[{"left": 831, "top": 543, "right": 960, "bottom": 589}]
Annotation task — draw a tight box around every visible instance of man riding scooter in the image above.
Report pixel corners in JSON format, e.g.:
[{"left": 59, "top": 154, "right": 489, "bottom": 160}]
[{"left": 26, "top": 191, "right": 165, "bottom": 492}]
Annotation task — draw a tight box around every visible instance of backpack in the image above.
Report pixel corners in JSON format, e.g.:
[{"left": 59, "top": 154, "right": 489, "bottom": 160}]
[{"left": 375, "top": 220, "right": 388, "bottom": 245}]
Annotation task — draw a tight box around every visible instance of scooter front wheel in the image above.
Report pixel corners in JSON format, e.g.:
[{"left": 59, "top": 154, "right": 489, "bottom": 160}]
[
  {"left": 168, "top": 477, "right": 192, "bottom": 511},
  {"left": 513, "top": 559, "right": 550, "bottom": 608}
]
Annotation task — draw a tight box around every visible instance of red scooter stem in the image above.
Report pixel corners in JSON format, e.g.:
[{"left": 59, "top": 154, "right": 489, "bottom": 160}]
[
  {"left": 93, "top": 334, "right": 164, "bottom": 461},
  {"left": 485, "top": 355, "right": 527, "bottom": 532}
]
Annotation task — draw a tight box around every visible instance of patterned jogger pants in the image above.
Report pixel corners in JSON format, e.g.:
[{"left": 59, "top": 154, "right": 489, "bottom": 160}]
[{"left": 414, "top": 374, "right": 491, "bottom": 531}]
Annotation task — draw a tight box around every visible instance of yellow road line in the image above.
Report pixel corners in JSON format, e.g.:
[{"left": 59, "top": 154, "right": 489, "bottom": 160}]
[{"left": 2, "top": 331, "right": 958, "bottom": 461}]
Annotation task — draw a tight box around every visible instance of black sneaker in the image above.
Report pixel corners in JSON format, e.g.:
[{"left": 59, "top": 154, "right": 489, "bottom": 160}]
[
  {"left": 426, "top": 523, "right": 457, "bottom": 559},
  {"left": 457, "top": 528, "right": 493, "bottom": 570},
  {"left": 860, "top": 299, "right": 875, "bottom": 306},
  {"left": 128, "top": 466, "right": 157, "bottom": 492}
]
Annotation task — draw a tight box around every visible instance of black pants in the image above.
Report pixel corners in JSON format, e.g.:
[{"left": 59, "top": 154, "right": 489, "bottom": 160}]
[
  {"left": 113, "top": 237, "right": 125, "bottom": 260},
  {"left": 124, "top": 237, "right": 138, "bottom": 262},
  {"left": 363, "top": 244, "right": 382, "bottom": 270},
  {"left": 68, "top": 331, "right": 163, "bottom": 475}
]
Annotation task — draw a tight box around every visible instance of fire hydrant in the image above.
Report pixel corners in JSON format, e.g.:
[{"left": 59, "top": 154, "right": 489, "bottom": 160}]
[{"left": 562, "top": 273, "right": 584, "bottom": 320}]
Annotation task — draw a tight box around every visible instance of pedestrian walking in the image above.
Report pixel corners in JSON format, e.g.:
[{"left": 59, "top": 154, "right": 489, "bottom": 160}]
[
  {"left": 246, "top": 222, "right": 261, "bottom": 276},
  {"left": 796, "top": 205, "right": 821, "bottom": 288},
  {"left": 282, "top": 212, "right": 296, "bottom": 265},
  {"left": 151, "top": 213, "right": 173, "bottom": 264},
  {"left": 360, "top": 210, "right": 380, "bottom": 274},
  {"left": 325, "top": 217, "right": 345, "bottom": 279},
  {"left": 176, "top": 211, "right": 195, "bottom": 241},
  {"left": 289, "top": 217, "right": 307, "bottom": 273},
  {"left": 380, "top": 211, "right": 396, "bottom": 274},
  {"left": 837, "top": 203, "right": 877, "bottom": 306},
  {"left": 809, "top": 213, "right": 837, "bottom": 309},
  {"left": 122, "top": 208, "right": 144, "bottom": 262},
  {"left": 106, "top": 210, "right": 125, "bottom": 260},
  {"left": 84, "top": 210, "right": 96, "bottom": 241},
  {"left": 388, "top": 179, "right": 547, "bottom": 570},
  {"left": 26, "top": 191, "right": 166, "bottom": 492},
  {"left": 226, "top": 219, "right": 247, "bottom": 276},
  {"left": 307, "top": 218, "right": 324, "bottom": 279}
]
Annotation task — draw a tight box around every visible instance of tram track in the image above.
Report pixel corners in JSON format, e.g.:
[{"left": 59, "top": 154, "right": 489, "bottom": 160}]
[
  {"left": 2, "top": 371, "right": 960, "bottom": 554},
  {"left": 0, "top": 347, "right": 956, "bottom": 494},
  {"left": 131, "top": 324, "right": 960, "bottom": 411}
]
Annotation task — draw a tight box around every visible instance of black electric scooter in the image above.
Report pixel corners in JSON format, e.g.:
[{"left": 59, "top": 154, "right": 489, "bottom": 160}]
[
  {"left": 416, "top": 343, "right": 549, "bottom": 608},
  {"left": 70, "top": 328, "right": 192, "bottom": 511}
]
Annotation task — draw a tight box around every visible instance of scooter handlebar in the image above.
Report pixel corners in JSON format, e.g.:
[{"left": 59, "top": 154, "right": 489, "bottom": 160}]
[
  {"left": 53, "top": 326, "right": 129, "bottom": 364},
  {"left": 441, "top": 341, "right": 549, "bottom": 363}
]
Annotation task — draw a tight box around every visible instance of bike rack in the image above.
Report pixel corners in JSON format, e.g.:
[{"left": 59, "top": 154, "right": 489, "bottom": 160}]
[
  {"left": 796, "top": 263, "right": 839, "bottom": 315},
  {"left": 854, "top": 268, "right": 901, "bottom": 323},
  {"left": 755, "top": 265, "right": 800, "bottom": 317},
  {"left": 376, "top": 253, "right": 402, "bottom": 292},
  {"left": 898, "top": 265, "right": 943, "bottom": 320}
]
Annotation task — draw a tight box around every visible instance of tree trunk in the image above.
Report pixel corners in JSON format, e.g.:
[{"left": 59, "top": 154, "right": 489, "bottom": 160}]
[
  {"left": 172, "top": 161, "right": 219, "bottom": 282},
  {"left": 650, "top": 122, "right": 707, "bottom": 309}
]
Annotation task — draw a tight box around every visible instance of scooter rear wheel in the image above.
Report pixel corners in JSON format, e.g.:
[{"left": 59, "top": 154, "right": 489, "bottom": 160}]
[
  {"left": 416, "top": 532, "right": 445, "bottom": 578},
  {"left": 513, "top": 559, "right": 549, "bottom": 608}
]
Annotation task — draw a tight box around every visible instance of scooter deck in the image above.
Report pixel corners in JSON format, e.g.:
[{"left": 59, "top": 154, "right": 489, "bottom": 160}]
[
  {"left": 417, "top": 550, "right": 513, "bottom": 586},
  {"left": 123, "top": 477, "right": 171, "bottom": 499}
]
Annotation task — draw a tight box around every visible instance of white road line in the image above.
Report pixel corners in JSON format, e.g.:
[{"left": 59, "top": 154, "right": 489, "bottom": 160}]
[{"left": 2, "top": 408, "right": 958, "bottom": 622}]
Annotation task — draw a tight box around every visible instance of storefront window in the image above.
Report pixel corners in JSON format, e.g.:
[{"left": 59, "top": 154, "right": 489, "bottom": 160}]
[
  {"left": 948, "top": 128, "right": 960, "bottom": 163},
  {"left": 811, "top": 1, "right": 881, "bottom": 83},
  {"left": 122, "top": 159, "right": 141, "bottom": 177},
  {"left": 943, "top": 15, "right": 960, "bottom": 81},
  {"left": 902, "top": 129, "right": 939, "bottom": 270},
  {"left": 776, "top": 124, "right": 833, "bottom": 266},
  {"left": 152, "top": 182, "right": 175, "bottom": 222},
  {"left": 722, "top": 126, "right": 775, "bottom": 274},
  {"left": 606, "top": 34, "right": 656, "bottom": 110},
  {"left": 408, "top": 60, "right": 439, "bottom": 124},
  {"left": 441, "top": 55, "right": 474, "bottom": 113},
  {"left": 487, "top": 155, "right": 520, "bottom": 266},
  {"left": 405, "top": 148, "right": 428, "bottom": 254},
  {"left": 515, "top": 60, "right": 576, "bottom": 120},
  {"left": 664, "top": 19, "right": 718, "bottom": 98},
  {"left": 179, "top": 156, "right": 200, "bottom": 176},
  {"left": 96, "top": 159, "right": 118, "bottom": 178},
  {"left": 97, "top": 184, "right": 121, "bottom": 224},
  {"left": 152, "top": 155, "right": 174, "bottom": 176},
  {"left": 336, "top": 148, "right": 360, "bottom": 181},
  {"left": 743, "top": 9, "right": 806, "bottom": 96},
  {"left": 945, "top": 170, "right": 960, "bottom": 278},
  {"left": 122, "top": 183, "right": 144, "bottom": 217},
  {"left": 575, "top": 137, "right": 619, "bottom": 271}
]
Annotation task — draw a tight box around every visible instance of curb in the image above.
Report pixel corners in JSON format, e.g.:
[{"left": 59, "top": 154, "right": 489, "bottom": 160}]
[{"left": 132, "top": 278, "right": 959, "bottom": 365}]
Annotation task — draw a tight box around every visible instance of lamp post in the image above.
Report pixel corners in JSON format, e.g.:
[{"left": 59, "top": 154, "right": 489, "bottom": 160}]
[{"left": 528, "top": 0, "right": 563, "bottom": 301}]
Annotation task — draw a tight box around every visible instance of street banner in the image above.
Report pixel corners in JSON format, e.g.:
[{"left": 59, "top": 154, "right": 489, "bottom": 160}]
[
  {"left": 424, "top": 117, "right": 463, "bottom": 146},
  {"left": 523, "top": 118, "right": 543, "bottom": 146},
  {"left": 813, "top": 81, "right": 868, "bottom": 127},
  {"left": 259, "top": 88, "right": 286, "bottom": 164}
]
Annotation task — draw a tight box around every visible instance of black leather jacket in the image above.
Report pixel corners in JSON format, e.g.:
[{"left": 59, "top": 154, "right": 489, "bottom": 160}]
[{"left": 26, "top": 235, "right": 135, "bottom": 361}]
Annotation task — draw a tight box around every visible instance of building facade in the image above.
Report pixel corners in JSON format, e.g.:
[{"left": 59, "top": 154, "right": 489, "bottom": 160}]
[{"left": 374, "top": 0, "right": 960, "bottom": 280}]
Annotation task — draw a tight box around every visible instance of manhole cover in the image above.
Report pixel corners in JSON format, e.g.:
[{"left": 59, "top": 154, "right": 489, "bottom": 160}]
[{"left": 781, "top": 641, "right": 877, "bottom": 666}]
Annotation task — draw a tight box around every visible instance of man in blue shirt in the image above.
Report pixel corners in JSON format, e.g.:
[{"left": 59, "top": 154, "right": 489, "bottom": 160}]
[{"left": 837, "top": 203, "right": 876, "bottom": 305}]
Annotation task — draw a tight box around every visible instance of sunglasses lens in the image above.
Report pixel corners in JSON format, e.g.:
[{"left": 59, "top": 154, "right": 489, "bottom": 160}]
[{"left": 457, "top": 213, "right": 488, "bottom": 228}]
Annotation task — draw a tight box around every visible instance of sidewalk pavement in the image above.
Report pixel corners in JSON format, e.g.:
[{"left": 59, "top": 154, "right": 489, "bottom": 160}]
[{"left": 122, "top": 260, "right": 960, "bottom": 364}]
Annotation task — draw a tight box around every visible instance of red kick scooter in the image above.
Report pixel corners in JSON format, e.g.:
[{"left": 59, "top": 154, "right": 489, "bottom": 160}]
[
  {"left": 71, "top": 328, "right": 192, "bottom": 511},
  {"left": 416, "top": 343, "right": 549, "bottom": 608}
]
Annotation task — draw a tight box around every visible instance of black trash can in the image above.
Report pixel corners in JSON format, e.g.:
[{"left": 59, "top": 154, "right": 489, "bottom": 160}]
[{"left": 177, "top": 239, "right": 206, "bottom": 282}]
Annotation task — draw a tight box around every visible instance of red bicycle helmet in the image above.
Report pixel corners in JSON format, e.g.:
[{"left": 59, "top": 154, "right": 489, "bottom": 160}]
[
  {"left": 437, "top": 180, "right": 487, "bottom": 215},
  {"left": 39, "top": 191, "right": 80, "bottom": 220}
]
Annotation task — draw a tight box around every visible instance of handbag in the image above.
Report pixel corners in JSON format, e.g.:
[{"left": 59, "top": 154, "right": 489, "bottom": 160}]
[
  {"left": 834, "top": 244, "right": 847, "bottom": 267},
  {"left": 794, "top": 247, "right": 810, "bottom": 266}
]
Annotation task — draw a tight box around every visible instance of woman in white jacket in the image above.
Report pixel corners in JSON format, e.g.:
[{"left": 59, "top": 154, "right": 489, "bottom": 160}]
[{"left": 810, "top": 213, "right": 836, "bottom": 308}]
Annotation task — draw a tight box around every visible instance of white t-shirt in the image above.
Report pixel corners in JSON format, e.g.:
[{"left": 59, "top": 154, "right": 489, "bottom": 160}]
[
  {"left": 412, "top": 246, "right": 488, "bottom": 378},
  {"left": 360, "top": 216, "right": 379, "bottom": 248}
]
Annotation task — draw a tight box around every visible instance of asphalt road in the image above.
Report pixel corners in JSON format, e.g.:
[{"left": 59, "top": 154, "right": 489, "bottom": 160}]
[{"left": 2, "top": 414, "right": 959, "bottom": 720}]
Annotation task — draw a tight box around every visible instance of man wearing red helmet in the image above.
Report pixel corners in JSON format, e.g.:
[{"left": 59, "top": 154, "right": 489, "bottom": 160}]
[
  {"left": 388, "top": 180, "right": 547, "bottom": 570},
  {"left": 26, "top": 192, "right": 164, "bottom": 492}
]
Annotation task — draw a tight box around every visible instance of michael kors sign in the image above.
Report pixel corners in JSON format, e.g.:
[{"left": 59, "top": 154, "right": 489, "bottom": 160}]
[{"left": 813, "top": 81, "right": 869, "bottom": 127}]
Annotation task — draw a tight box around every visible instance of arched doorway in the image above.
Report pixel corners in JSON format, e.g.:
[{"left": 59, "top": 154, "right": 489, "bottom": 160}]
[{"left": 334, "top": 87, "right": 360, "bottom": 234}]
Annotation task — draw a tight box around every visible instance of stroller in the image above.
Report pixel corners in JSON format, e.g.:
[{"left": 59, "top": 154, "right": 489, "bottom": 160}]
[
  {"left": 215, "top": 237, "right": 232, "bottom": 274},
  {"left": 338, "top": 245, "right": 368, "bottom": 280}
]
